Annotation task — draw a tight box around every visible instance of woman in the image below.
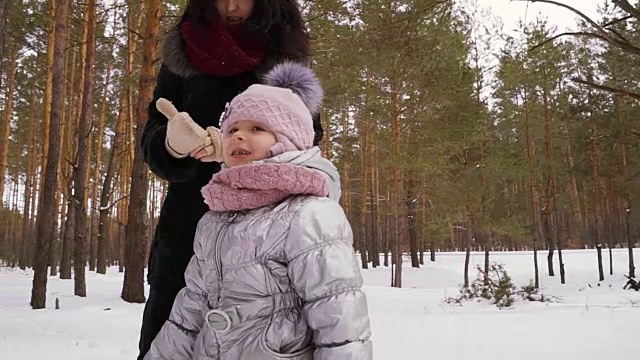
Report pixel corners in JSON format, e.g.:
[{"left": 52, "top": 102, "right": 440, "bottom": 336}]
[{"left": 137, "top": 0, "right": 323, "bottom": 358}]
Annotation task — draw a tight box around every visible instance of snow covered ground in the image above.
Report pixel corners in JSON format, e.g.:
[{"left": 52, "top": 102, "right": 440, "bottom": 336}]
[{"left": 2, "top": 249, "right": 639, "bottom": 359}]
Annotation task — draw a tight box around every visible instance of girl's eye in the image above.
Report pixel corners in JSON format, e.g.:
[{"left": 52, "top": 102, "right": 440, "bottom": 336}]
[
  {"left": 252, "top": 126, "right": 265, "bottom": 131},
  {"left": 228, "top": 128, "right": 237, "bottom": 134}
]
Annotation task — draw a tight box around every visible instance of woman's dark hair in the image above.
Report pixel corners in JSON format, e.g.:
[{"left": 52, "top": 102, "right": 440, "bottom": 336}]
[{"left": 178, "top": 0, "right": 310, "bottom": 61}]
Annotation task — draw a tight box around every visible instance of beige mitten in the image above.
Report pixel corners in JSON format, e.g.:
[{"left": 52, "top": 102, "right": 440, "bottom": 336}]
[
  {"left": 156, "top": 98, "right": 208, "bottom": 159},
  {"left": 156, "top": 98, "right": 224, "bottom": 162},
  {"left": 197, "top": 127, "right": 224, "bottom": 162}
]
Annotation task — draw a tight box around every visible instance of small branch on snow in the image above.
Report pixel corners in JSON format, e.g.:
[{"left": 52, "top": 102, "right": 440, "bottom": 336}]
[{"left": 622, "top": 297, "right": 640, "bottom": 307}]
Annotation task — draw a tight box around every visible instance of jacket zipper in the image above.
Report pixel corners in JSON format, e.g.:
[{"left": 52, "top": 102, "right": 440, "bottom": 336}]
[{"left": 213, "top": 211, "right": 239, "bottom": 306}]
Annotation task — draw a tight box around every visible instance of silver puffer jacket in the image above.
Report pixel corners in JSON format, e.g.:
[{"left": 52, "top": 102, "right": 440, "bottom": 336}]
[{"left": 145, "top": 148, "right": 373, "bottom": 360}]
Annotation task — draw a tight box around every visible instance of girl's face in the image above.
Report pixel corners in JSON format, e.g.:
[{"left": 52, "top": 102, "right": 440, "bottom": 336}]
[
  {"left": 216, "top": 0, "right": 255, "bottom": 25},
  {"left": 223, "top": 120, "right": 276, "bottom": 167}
]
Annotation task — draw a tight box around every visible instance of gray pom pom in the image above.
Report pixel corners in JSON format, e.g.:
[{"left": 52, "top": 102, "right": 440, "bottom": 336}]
[{"left": 263, "top": 62, "right": 323, "bottom": 115}]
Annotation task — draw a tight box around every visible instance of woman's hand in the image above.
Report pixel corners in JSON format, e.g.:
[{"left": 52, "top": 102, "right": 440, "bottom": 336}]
[
  {"left": 156, "top": 98, "right": 208, "bottom": 159},
  {"left": 189, "top": 127, "right": 223, "bottom": 163}
]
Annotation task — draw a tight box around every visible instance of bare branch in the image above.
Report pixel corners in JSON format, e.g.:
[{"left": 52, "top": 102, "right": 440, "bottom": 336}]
[
  {"left": 606, "top": 27, "right": 632, "bottom": 45},
  {"left": 519, "top": 0, "right": 640, "bottom": 55},
  {"left": 97, "top": 194, "right": 130, "bottom": 212},
  {"left": 602, "top": 15, "right": 633, "bottom": 28},
  {"left": 528, "top": 31, "right": 607, "bottom": 52},
  {"left": 571, "top": 77, "right": 640, "bottom": 101},
  {"left": 515, "top": 0, "right": 609, "bottom": 35},
  {"left": 612, "top": 0, "right": 640, "bottom": 22}
]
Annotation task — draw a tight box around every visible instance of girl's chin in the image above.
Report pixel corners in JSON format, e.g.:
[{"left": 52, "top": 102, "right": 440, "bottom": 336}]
[{"left": 224, "top": 157, "right": 252, "bottom": 167}]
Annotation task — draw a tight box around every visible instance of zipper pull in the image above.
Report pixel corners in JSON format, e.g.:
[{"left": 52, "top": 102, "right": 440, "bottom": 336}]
[{"left": 229, "top": 210, "right": 241, "bottom": 220}]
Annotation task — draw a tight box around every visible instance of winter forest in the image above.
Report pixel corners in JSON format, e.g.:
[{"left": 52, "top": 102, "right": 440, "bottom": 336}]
[{"left": 0, "top": 0, "right": 639, "bottom": 358}]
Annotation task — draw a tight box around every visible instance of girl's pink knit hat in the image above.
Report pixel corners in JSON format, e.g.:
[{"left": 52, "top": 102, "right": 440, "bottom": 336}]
[{"left": 219, "top": 62, "right": 323, "bottom": 156}]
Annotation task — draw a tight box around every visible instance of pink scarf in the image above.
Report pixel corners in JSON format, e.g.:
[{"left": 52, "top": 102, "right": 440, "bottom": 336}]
[{"left": 201, "top": 163, "right": 329, "bottom": 212}]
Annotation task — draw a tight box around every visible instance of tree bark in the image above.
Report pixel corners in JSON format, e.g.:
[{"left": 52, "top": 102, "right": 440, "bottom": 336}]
[
  {"left": 564, "top": 142, "right": 582, "bottom": 248},
  {"left": 0, "top": 0, "right": 10, "bottom": 91},
  {"left": 369, "top": 118, "right": 380, "bottom": 268},
  {"left": 390, "top": 76, "right": 403, "bottom": 288},
  {"left": 20, "top": 93, "right": 38, "bottom": 270},
  {"left": 542, "top": 83, "right": 557, "bottom": 277},
  {"left": 590, "top": 114, "right": 605, "bottom": 282},
  {"left": 58, "top": 25, "right": 78, "bottom": 280},
  {"left": 122, "top": 0, "right": 162, "bottom": 303},
  {"left": 556, "top": 208, "right": 566, "bottom": 284},
  {"left": 0, "top": 41, "right": 17, "bottom": 202},
  {"left": 406, "top": 172, "right": 420, "bottom": 268},
  {"left": 614, "top": 95, "right": 635, "bottom": 278},
  {"left": 31, "top": 0, "right": 71, "bottom": 309},
  {"left": 71, "top": 0, "right": 97, "bottom": 297},
  {"left": 463, "top": 225, "right": 471, "bottom": 288},
  {"left": 97, "top": 102, "right": 126, "bottom": 274},
  {"left": 358, "top": 120, "right": 368, "bottom": 269},
  {"left": 523, "top": 88, "right": 540, "bottom": 288},
  {"left": 92, "top": 43, "right": 114, "bottom": 269}
]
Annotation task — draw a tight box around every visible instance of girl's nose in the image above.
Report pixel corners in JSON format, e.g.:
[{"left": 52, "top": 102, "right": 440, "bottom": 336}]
[
  {"left": 225, "top": 0, "right": 239, "bottom": 12},
  {"left": 232, "top": 131, "right": 244, "bottom": 141}
]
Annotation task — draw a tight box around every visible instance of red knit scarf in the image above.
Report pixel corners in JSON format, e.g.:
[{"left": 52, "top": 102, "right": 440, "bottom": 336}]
[{"left": 179, "top": 15, "right": 267, "bottom": 76}]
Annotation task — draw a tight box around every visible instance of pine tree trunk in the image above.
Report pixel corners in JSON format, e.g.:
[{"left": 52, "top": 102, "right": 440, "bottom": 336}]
[
  {"left": 20, "top": 94, "right": 38, "bottom": 270},
  {"left": 390, "top": 77, "right": 402, "bottom": 288},
  {"left": 626, "top": 207, "right": 634, "bottom": 278},
  {"left": 118, "top": 160, "right": 130, "bottom": 274},
  {"left": 564, "top": 142, "right": 581, "bottom": 248},
  {"left": 148, "top": 178, "right": 157, "bottom": 260},
  {"left": 0, "top": 0, "right": 9, "bottom": 91},
  {"left": 40, "top": 0, "right": 57, "bottom": 191},
  {"left": 406, "top": 173, "right": 419, "bottom": 268},
  {"left": 50, "top": 0, "right": 76, "bottom": 278},
  {"left": 5, "top": 180, "right": 15, "bottom": 264},
  {"left": 92, "top": 50, "right": 114, "bottom": 270},
  {"left": 358, "top": 122, "right": 368, "bottom": 269},
  {"left": 484, "top": 233, "right": 490, "bottom": 286},
  {"left": 542, "top": 207, "right": 555, "bottom": 276},
  {"left": 339, "top": 109, "right": 352, "bottom": 250},
  {"left": 31, "top": 0, "right": 71, "bottom": 309},
  {"left": 320, "top": 108, "right": 331, "bottom": 160},
  {"left": 615, "top": 96, "right": 635, "bottom": 278},
  {"left": 421, "top": 182, "right": 429, "bottom": 264},
  {"left": 524, "top": 90, "right": 540, "bottom": 288},
  {"left": 58, "top": 32, "right": 77, "bottom": 280},
  {"left": 555, "top": 208, "right": 566, "bottom": 284},
  {"left": 122, "top": 0, "right": 162, "bottom": 303},
  {"left": 369, "top": 119, "right": 380, "bottom": 268},
  {"left": 596, "top": 242, "right": 604, "bottom": 281},
  {"left": 383, "top": 189, "right": 389, "bottom": 268},
  {"left": 99, "top": 4, "right": 142, "bottom": 275},
  {"left": 542, "top": 87, "right": 557, "bottom": 276},
  {"left": 463, "top": 225, "right": 471, "bottom": 288},
  {"left": 97, "top": 103, "right": 125, "bottom": 274},
  {"left": 605, "top": 179, "right": 615, "bottom": 275},
  {"left": 71, "top": 0, "right": 97, "bottom": 297},
  {"left": 60, "top": 196, "right": 75, "bottom": 279},
  {"left": 0, "top": 42, "right": 17, "bottom": 202},
  {"left": 590, "top": 120, "right": 605, "bottom": 281}
]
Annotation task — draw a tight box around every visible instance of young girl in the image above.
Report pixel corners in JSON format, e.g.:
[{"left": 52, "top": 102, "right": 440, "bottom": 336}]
[
  {"left": 138, "top": 0, "right": 324, "bottom": 358},
  {"left": 144, "top": 62, "right": 372, "bottom": 359}
]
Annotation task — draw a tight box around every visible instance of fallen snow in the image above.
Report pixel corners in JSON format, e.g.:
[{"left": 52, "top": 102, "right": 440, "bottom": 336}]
[{"left": 1, "top": 249, "right": 639, "bottom": 359}]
